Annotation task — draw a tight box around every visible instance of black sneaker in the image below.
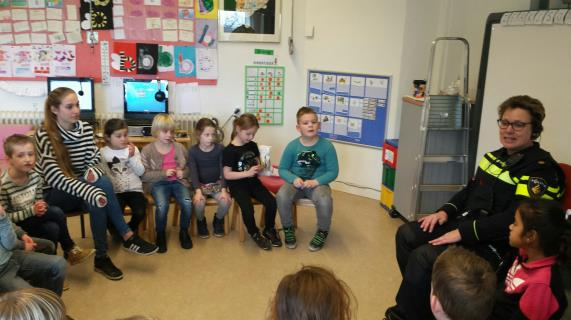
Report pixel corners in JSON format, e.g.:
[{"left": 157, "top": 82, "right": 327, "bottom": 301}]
[
  {"left": 263, "top": 228, "right": 283, "bottom": 247},
  {"left": 212, "top": 216, "right": 225, "bottom": 237},
  {"left": 123, "top": 235, "right": 159, "bottom": 255},
  {"left": 308, "top": 230, "right": 329, "bottom": 252},
  {"left": 197, "top": 218, "right": 210, "bottom": 239},
  {"left": 283, "top": 226, "right": 297, "bottom": 249},
  {"left": 251, "top": 232, "right": 271, "bottom": 250},
  {"left": 94, "top": 256, "right": 123, "bottom": 281},
  {"left": 156, "top": 232, "right": 167, "bottom": 253},
  {"left": 179, "top": 229, "right": 193, "bottom": 249}
]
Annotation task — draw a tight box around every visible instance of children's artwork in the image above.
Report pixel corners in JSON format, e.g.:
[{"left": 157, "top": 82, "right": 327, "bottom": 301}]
[
  {"left": 178, "top": 7, "right": 193, "bottom": 19},
  {"left": 174, "top": 45, "right": 195, "bottom": 77},
  {"left": 195, "top": 0, "right": 217, "bottom": 20},
  {"left": 136, "top": 43, "right": 158, "bottom": 74},
  {"left": 52, "top": 44, "right": 76, "bottom": 76},
  {"left": 179, "top": 0, "right": 193, "bottom": 7},
  {"left": 46, "top": 0, "right": 63, "bottom": 8},
  {"left": 195, "top": 19, "right": 216, "bottom": 48},
  {"left": 110, "top": 42, "right": 137, "bottom": 75},
  {"left": 196, "top": 47, "right": 216, "bottom": 79},
  {"left": 0, "top": 46, "right": 12, "bottom": 76},
  {"left": 306, "top": 70, "right": 391, "bottom": 148},
  {"left": 80, "top": 0, "right": 114, "bottom": 30},
  {"left": 11, "top": 46, "right": 34, "bottom": 77},
  {"left": 157, "top": 44, "right": 174, "bottom": 72},
  {"left": 244, "top": 65, "right": 284, "bottom": 125},
  {"left": 0, "top": 0, "right": 10, "bottom": 7},
  {"left": 144, "top": 0, "right": 160, "bottom": 5},
  {"left": 28, "top": 0, "right": 45, "bottom": 8},
  {"left": 10, "top": 0, "right": 27, "bottom": 7}
]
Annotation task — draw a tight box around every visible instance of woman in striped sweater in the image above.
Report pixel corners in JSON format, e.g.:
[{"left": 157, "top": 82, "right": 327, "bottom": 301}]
[{"left": 34, "top": 87, "right": 158, "bottom": 281}]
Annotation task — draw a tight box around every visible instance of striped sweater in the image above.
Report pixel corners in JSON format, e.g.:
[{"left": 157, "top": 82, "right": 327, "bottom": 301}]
[
  {"left": 0, "top": 170, "right": 43, "bottom": 222},
  {"left": 34, "top": 121, "right": 105, "bottom": 206}
]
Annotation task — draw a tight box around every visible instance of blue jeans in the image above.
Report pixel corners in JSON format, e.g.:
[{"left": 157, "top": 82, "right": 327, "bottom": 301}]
[
  {"left": 44, "top": 176, "right": 131, "bottom": 258},
  {"left": 0, "top": 251, "right": 66, "bottom": 296},
  {"left": 276, "top": 183, "right": 333, "bottom": 231},
  {"left": 151, "top": 180, "right": 192, "bottom": 232}
]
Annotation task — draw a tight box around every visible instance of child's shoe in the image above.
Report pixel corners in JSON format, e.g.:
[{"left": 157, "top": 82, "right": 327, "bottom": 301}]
[
  {"left": 263, "top": 228, "right": 283, "bottom": 247},
  {"left": 156, "top": 232, "right": 167, "bottom": 253},
  {"left": 123, "top": 235, "right": 159, "bottom": 255},
  {"left": 94, "top": 256, "right": 123, "bottom": 281},
  {"left": 283, "top": 226, "right": 297, "bottom": 249},
  {"left": 179, "top": 229, "right": 193, "bottom": 249},
  {"left": 212, "top": 216, "right": 225, "bottom": 237},
  {"left": 308, "top": 230, "right": 329, "bottom": 252},
  {"left": 251, "top": 232, "right": 271, "bottom": 250},
  {"left": 197, "top": 218, "right": 210, "bottom": 239},
  {"left": 65, "top": 245, "right": 95, "bottom": 265}
]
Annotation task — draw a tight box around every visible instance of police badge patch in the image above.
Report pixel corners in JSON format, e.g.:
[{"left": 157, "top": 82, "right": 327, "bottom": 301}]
[{"left": 528, "top": 177, "right": 548, "bottom": 198}]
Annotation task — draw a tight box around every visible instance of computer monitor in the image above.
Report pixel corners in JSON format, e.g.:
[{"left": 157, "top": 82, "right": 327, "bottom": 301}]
[
  {"left": 123, "top": 79, "right": 169, "bottom": 126},
  {"left": 47, "top": 77, "right": 95, "bottom": 123}
]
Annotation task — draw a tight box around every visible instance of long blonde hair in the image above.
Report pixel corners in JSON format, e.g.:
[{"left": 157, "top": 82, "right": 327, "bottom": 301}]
[
  {"left": 0, "top": 288, "right": 67, "bottom": 320},
  {"left": 43, "top": 87, "right": 76, "bottom": 177}
]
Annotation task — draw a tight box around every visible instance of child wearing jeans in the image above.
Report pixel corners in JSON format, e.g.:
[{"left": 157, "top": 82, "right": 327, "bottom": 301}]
[
  {"left": 223, "top": 113, "right": 281, "bottom": 250},
  {"left": 141, "top": 113, "right": 192, "bottom": 253},
  {"left": 188, "top": 118, "right": 232, "bottom": 238},
  {"left": 100, "top": 119, "right": 147, "bottom": 234},
  {"left": 277, "top": 107, "right": 339, "bottom": 251},
  {"left": 0, "top": 134, "right": 93, "bottom": 265}
]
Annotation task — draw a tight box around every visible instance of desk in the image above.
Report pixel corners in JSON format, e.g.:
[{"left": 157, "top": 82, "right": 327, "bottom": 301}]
[{"left": 95, "top": 136, "right": 193, "bottom": 149}]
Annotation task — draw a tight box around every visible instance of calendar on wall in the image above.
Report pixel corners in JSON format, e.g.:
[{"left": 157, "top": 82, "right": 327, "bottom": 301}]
[{"left": 244, "top": 65, "right": 284, "bottom": 125}]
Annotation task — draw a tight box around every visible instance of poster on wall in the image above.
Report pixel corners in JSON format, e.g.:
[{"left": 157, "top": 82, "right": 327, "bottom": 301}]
[
  {"left": 218, "top": 0, "right": 280, "bottom": 42},
  {"left": 245, "top": 65, "right": 284, "bottom": 125},
  {"left": 306, "top": 70, "right": 391, "bottom": 149}
]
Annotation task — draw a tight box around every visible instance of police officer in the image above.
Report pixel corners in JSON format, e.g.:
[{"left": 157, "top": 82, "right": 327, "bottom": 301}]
[{"left": 385, "top": 95, "right": 566, "bottom": 320}]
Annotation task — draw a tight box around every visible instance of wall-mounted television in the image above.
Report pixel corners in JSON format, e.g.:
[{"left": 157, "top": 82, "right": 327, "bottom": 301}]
[
  {"left": 123, "top": 79, "right": 169, "bottom": 126},
  {"left": 47, "top": 77, "right": 95, "bottom": 123}
]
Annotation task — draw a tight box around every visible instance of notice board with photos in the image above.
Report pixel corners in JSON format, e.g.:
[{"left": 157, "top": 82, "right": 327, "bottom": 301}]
[{"left": 306, "top": 70, "right": 391, "bottom": 148}]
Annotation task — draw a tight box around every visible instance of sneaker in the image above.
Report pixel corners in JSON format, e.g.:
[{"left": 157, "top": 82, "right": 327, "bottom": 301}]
[
  {"left": 179, "top": 229, "right": 193, "bottom": 249},
  {"left": 94, "top": 256, "right": 123, "bottom": 281},
  {"left": 283, "top": 226, "right": 297, "bottom": 249},
  {"left": 63, "top": 280, "right": 70, "bottom": 291},
  {"left": 263, "top": 228, "right": 283, "bottom": 247},
  {"left": 212, "top": 216, "right": 225, "bottom": 237},
  {"left": 384, "top": 305, "right": 405, "bottom": 320},
  {"left": 65, "top": 245, "right": 95, "bottom": 266},
  {"left": 251, "top": 232, "right": 271, "bottom": 250},
  {"left": 123, "top": 235, "right": 159, "bottom": 255},
  {"left": 156, "top": 232, "right": 167, "bottom": 253},
  {"left": 308, "top": 230, "right": 329, "bottom": 252},
  {"left": 197, "top": 218, "right": 210, "bottom": 239}
]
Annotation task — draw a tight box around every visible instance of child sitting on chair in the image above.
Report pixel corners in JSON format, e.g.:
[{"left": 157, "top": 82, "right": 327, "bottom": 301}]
[{"left": 277, "top": 107, "right": 339, "bottom": 251}]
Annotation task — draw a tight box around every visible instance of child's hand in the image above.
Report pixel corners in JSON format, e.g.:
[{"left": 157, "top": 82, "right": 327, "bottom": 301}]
[
  {"left": 33, "top": 200, "right": 48, "bottom": 216},
  {"left": 165, "top": 168, "right": 177, "bottom": 177},
  {"left": 246, "top": 165, "right": 260, "bottom": 177},
  {"left": 128, "top": 143, "right": 136, "bottom": 158},
  {"left": 193, "top": 191, "right": 205, "bottom": 205},
  {"left": 176, "top": 168, "right": 184, "bottom": 179},
  {"left": 220, "top": 189, "right": 231, "bottom": 203},
  {"left": 302, "top": 179, "right": 319, "bottom": 189},
  {"left": 0, "top": 205, "right": 5, "bottom": 218},
  {"left": 21, "top": 234, "right": 37, "bottom": 251},
  {"left": 293, "top": 178, "right": 304, "bottom": 189}
]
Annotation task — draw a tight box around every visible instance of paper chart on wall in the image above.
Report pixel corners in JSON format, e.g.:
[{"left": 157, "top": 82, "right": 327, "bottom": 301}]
[{"left": 245, "top": 65, "right": 285, "bottom": 125}]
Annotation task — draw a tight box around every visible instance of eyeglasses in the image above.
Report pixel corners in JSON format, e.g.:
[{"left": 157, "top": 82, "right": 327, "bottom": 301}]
[{"left": 497, "top": 119, "right": 532, "bottom": 131}]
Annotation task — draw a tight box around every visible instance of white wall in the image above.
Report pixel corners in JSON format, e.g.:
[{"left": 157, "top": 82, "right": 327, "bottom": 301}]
[{"left": 0, "top": 0, "right": 536, "bottom": 200}]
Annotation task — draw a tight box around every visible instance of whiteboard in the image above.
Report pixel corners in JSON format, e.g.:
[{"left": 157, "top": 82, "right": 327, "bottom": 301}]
[{"left": 476, "top": 16, "right": 570, "bottom": 166}]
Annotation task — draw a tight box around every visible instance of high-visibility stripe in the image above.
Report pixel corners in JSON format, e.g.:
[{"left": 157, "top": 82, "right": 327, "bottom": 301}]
[
  {"left": 515, "top": 183, "right": 556, "bottom": 200},
  {"left": 479, "top": 156, "right": 514, "bottom": 185}
]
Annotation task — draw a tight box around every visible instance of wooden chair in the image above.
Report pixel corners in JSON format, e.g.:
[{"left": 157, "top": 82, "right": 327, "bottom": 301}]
[
  {"left": 230, "top": 198, "right": 265, "bottom": 242},
  {"left": 68, "top": 205, "right": 146, "bottom": 239},
  {"left": 189, "top": 197, "right": 230, "bottom": 237}
]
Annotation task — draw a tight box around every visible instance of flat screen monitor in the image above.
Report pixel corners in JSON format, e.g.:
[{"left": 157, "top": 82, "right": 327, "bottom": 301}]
[
  {"left": 47, "top": 77, "right": 95, "bottom": 122},
  {"left": 123, "top": 79, "right": 169, "bottom": 125}
]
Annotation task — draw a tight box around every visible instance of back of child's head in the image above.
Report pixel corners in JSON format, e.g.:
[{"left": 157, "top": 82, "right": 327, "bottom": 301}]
[
  {"left": 270, "top": 265, "right": 354, "bottom": 320},
  {"left": 151, "top": 113, "right": 176, "bottom": 137},
  {"left": 0, "top": 288, "right": 67, "bottom": 320},
  {"left": 194, "top": 118, "right": 218, "bottom": 143},
  {"left": 296, "top": 107, "right": 317, "bottom": 123},
  {"left": 231, "top": 113, "right": 259, "bottom": 140},
  {"left": 431, "top": 246, "right": 496, "bottom": 320},
  {"left": 103, "top": 118, "right": 128, "bottom": 143},
  {"left": 3, "top": 134, "right": 34, "bottom": 158},
  {"left": 517, "top": 199, "right": 571, "bottom": 264}
]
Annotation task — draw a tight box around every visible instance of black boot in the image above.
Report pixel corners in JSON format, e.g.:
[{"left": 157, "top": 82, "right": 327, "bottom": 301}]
[
  {"left": 156, "top": 231, "right": 167, "bottom": 253},
  {"left": 213, "top": 216, "right": 225, "bottom": 237},
  {"left": 197, "top": 218, "right": 210, "bottom": 239},
  {"left": 179, "top": 229, "right": 193, "bottom": 249}
]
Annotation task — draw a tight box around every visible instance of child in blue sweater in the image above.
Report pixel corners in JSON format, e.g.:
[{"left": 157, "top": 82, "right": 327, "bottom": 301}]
[{"left": 277, "top": 107, "right": 339, "bottom": 251}]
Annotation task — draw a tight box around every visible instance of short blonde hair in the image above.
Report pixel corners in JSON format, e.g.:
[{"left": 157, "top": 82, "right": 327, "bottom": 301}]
[
  {"left": 0, "top": 288, "right": 66, "bottom": 320},
  {"left": 151, "top": 113, "right": 176, "bottom": 137}
]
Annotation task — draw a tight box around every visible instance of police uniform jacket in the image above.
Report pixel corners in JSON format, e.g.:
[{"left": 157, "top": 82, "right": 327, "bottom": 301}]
[{"left": 438, "top": 142, "right": 565, "bottom": 249}]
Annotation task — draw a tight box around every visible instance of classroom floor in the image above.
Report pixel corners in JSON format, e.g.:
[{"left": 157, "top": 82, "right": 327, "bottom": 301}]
[{"left": 61, "top": 190, "right": 404, "bottom": 320}]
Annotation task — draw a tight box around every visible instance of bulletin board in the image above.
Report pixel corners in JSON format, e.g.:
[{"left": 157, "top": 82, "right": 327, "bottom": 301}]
[
  {"left": 0, "top": 0, "right": 219, "bottom": 84},
  {"left": 306, "top": 70, "right": 391, "bottom": 149}
]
